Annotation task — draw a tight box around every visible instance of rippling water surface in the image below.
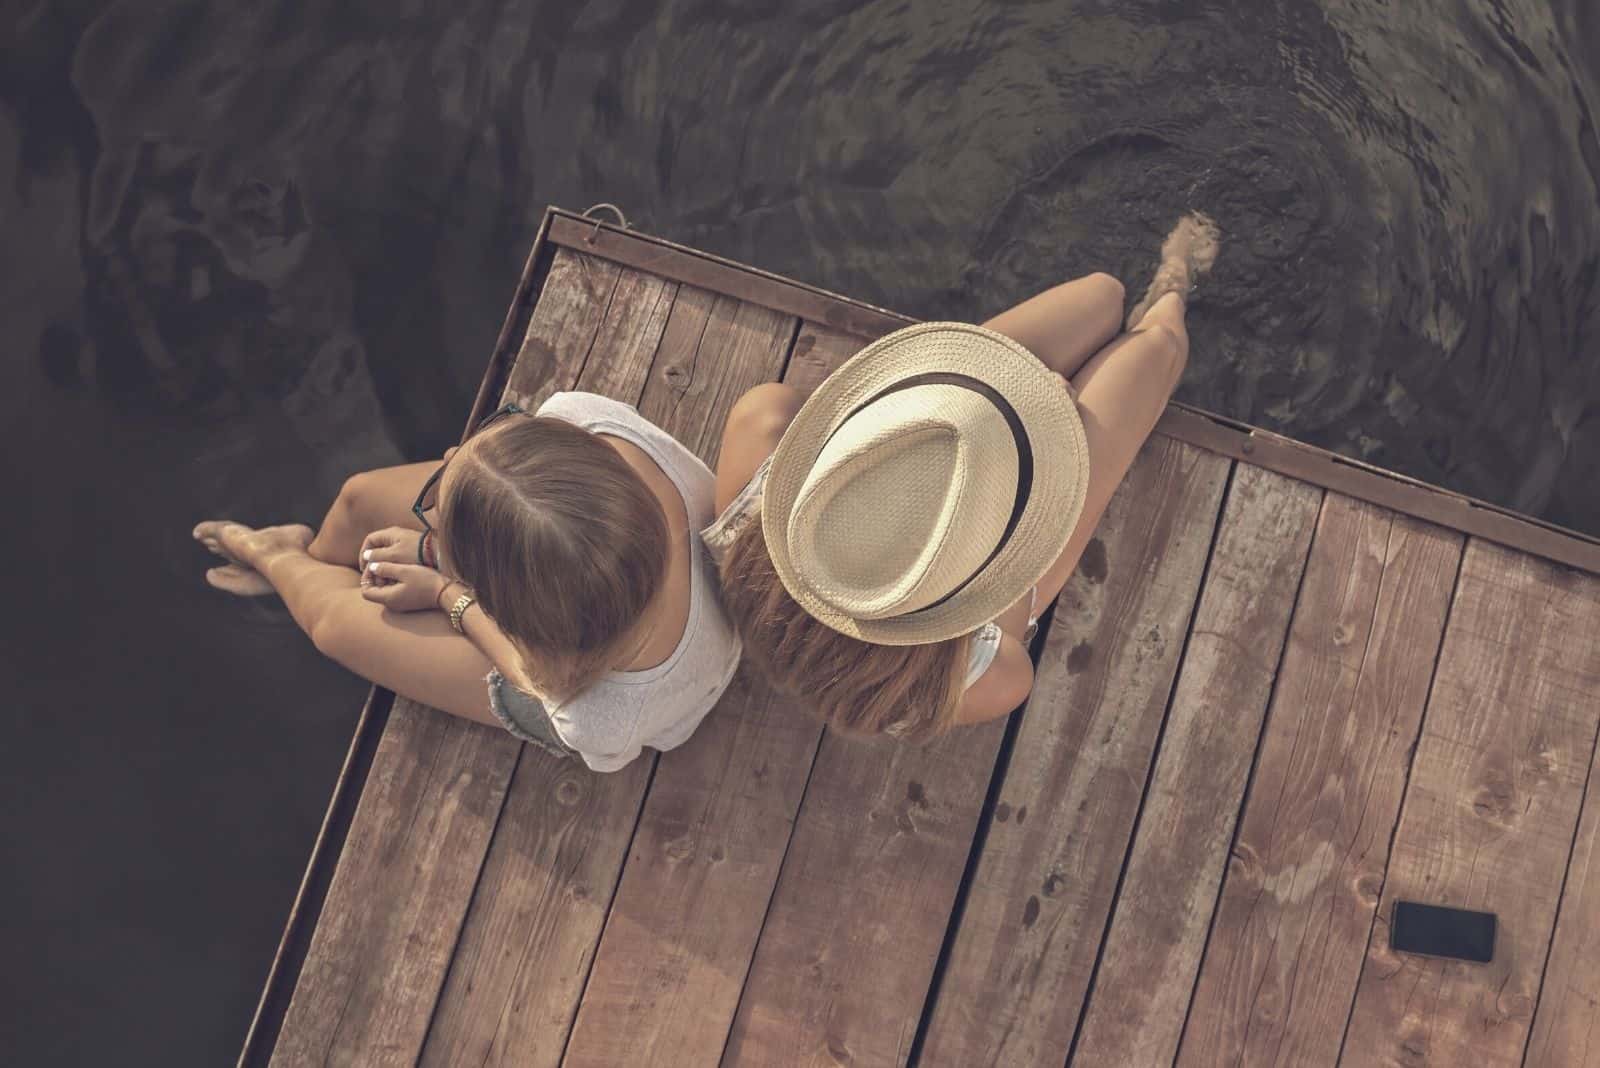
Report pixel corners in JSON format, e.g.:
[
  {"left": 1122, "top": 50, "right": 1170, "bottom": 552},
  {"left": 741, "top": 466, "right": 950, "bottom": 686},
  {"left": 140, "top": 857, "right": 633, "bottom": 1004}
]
[{"left": 3, "top": 1, "right": 1597, "bottom": 1062}]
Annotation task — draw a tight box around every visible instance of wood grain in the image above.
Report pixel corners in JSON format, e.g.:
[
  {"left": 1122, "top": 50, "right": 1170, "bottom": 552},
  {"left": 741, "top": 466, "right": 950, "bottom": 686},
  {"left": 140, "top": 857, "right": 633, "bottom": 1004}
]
[
  {"left": 501, "top": 247, "right": 623, "bottom": 409},
  {"left": 1176, "top": 497, "right": 1462, "bottom": 1067},
  {"left": 783, "top": 321, "right": 873, "bottom": 394},
  {"left": 421, "top": 280, "right": 797, "bottom": 1067},
  {"left": 721, "top": 721, "right": 1008, "bottom": 1068},
  {"left": 1525, "top": 706, "right": 1600, "bottom": 1068},
  {"left": 560, "top": 672, "right": 824, "bottom": 1067},
  {"left": 268, "top": 709, "right": 518, "bottom": 1067},
  {"left": 637, "top": 289, "right": 795, "bottom": 470},
  {"left": 268, "top": 247, "right": 640, "bottom": 1067},
  {"left": 916, "top": 438, "right": 1231, "bottom": 1068},
  {"left": 1070, "top": 463, "right": 1322, "bottom": 1067},
  {"left": 1339, "top": 540, "right": 1600, "bottom": 1066},
  {"left": 1156, "top": 406, "right": 1600, "bottom": 579},
  {"left": 546, "top": 212, "right": 910, "bottom": 340},
  {"left": 561, "top": 318, "right": 855, "bottom": 1068}
]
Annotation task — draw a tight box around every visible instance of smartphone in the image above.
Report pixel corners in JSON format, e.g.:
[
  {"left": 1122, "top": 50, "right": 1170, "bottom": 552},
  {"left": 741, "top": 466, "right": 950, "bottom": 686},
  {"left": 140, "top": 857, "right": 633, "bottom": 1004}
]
[{"left": 1389, "top": 900, "right": 1496, "bottom": 963}]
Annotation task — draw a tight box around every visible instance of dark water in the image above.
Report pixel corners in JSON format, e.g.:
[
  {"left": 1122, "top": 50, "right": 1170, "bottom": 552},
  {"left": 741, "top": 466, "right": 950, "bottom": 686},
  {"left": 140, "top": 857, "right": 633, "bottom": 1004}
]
[{"left": 3, "top": 0, "right": 1597, "bottom": 1063}]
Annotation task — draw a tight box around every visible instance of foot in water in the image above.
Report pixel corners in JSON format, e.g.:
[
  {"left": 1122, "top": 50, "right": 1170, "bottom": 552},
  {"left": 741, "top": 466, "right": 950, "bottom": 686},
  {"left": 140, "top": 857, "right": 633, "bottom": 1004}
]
[
  {"left": 193, "top": 520, "right": 314, "bottom": 596},
  {"left": 1126, "top": 212, "right": 1221, "bottom": 329}
]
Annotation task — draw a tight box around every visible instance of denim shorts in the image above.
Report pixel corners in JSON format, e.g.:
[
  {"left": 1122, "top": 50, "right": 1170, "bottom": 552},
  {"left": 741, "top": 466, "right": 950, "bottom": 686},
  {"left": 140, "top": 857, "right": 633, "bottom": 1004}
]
[{"left": 486, "top": 669, "right": 577, "bottom": 759}]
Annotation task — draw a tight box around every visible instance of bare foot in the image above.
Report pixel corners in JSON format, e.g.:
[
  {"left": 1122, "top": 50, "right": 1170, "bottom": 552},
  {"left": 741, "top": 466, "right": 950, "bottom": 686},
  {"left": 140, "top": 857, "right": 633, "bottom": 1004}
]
[
  {"left": 193, "top": 520, "right": 314, "bottom": 596},
  {"left": 1126, "top": 212, "right": 1222, "bottom": 329}
]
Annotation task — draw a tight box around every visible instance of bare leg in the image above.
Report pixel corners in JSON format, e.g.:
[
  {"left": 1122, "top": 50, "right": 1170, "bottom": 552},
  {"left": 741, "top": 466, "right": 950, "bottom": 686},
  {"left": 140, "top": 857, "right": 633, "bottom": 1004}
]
[
  {"left": 194, "top": 459, "right": 440, "bottom": 595},
  {"left": 988, "top": 214, "right": 1221, "bottom": 637},
  {"left": 210, "top": 521, "right": 500, "bottom": 728},
  {"left": 981, "top": 272, "right": 1127, "bottom": 379}
]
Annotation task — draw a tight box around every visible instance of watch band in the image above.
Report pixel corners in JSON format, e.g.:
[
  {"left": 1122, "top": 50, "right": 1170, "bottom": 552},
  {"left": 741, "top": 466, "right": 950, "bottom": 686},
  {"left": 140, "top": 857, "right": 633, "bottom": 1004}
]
[{"left": 448, "top": 590, "right": 477, "bottom": 633}]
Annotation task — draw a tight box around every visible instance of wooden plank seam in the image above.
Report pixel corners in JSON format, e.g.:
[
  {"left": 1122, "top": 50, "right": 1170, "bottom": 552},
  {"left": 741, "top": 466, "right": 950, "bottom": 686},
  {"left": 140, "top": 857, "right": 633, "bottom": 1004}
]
[
  {"left": 1520, "top": 702, "right": 1600, "bottom": 1067},
  {"left": 1329, "top": 541, "right": 1468, "bottom": 1064},
  {"left": 711, "top": 726, "right": 832, "bottom": 1063},
  {"left": 1060, "top": 457, "right": 1242, "bottom": 1067},
  {"left": 552, "top": 755, "right": 664, "bottom": 1063},
  {"left": 1170, "top": 482, "right": 1332, "bottom": 1055},
  {"left": 901, "top": 606, "right": 1058, "bottom": 1065}
]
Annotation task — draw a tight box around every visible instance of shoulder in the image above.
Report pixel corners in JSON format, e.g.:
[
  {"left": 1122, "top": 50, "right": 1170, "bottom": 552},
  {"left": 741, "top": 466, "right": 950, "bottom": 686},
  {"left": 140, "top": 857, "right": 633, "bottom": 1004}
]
[
  {"left": 955, "top": 633, "right": 1034, "bottom": 725},
  {"left": 536, "top": 390, "right": 637, "bottom": 424}
]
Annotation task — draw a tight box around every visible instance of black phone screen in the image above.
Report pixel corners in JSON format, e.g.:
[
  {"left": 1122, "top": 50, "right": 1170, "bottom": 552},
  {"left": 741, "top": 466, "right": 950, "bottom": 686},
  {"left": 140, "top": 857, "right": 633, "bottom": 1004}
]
[{"left": 1390, "top": 900, "right": 1496, "bottom": 963}]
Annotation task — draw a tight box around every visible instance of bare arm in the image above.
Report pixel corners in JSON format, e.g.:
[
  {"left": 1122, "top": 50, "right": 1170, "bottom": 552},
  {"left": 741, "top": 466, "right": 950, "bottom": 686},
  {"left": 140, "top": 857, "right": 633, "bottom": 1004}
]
[{"left": 433, "top": 579, "right": 533, "bottom": 686}]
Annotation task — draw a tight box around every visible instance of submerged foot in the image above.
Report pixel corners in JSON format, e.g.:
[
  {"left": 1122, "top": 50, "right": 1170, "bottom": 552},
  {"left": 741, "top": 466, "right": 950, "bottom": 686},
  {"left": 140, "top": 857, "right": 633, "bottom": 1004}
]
[
  {"left": 193, "top": 520, "right": 314, "bottom": 596},
  {"left": 1127, "top": 212, "right": 1222, "bottom": 329}
]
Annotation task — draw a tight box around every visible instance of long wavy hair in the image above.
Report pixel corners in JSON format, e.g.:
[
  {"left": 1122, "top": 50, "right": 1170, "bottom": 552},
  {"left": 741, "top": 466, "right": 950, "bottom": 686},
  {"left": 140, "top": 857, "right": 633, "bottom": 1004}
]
[
  {"left": 716, "top": 516, "right": 972, "bottom": 738},
  {"left": 438, "top": 416, "right": 670, "bottom": 702}
]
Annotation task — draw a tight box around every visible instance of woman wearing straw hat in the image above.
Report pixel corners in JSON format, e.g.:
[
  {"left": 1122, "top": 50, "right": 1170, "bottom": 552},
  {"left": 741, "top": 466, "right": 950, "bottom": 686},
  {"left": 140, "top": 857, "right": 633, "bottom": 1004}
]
[{"left": 702, "top": 213, "right": 1219, "bottom": 737}]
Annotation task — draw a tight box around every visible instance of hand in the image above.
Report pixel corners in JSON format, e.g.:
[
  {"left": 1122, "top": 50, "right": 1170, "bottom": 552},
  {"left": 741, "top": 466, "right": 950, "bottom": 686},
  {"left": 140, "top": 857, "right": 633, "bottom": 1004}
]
[
  {"left": 358, "top": 526, "right": 427, "bottom": 571},
  {"left": 360, "top": 559, "right": 449, "bottom": 612}
]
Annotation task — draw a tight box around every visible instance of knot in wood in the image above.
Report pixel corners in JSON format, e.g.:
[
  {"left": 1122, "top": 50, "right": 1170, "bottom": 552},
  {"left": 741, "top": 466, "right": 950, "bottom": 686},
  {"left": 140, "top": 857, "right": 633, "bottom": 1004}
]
[
  {"left": 1494, "top": 989, "right": 1535, "bottom": 1019},
  {"left": 1353, "top": 872, "right": 1383, "bottom": 904},
  {"left": 554, "top": 779, "right": 583, "bottom": 806},
  {"left": 1228, "top": 841, "right": 1263, "bottom": 879},
  {"left": 1471, "top": 776, "right": 1517, "bottom": 822},
  {"left": 663, "top": 829, "right": 696, "bottom": 862}
]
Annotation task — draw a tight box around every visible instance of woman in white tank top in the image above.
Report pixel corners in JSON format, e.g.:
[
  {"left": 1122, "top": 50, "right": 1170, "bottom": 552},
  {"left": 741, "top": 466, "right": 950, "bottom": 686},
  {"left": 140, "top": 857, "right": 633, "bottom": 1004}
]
[{"left": 192, "top": 391, "right": 740, "bottom": 773}]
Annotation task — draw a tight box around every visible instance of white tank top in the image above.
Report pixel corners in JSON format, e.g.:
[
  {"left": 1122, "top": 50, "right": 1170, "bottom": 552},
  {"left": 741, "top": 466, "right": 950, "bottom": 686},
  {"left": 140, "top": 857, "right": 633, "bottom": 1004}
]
[{"left": 533, "top": 392, "right": 742, "bottom": 772}]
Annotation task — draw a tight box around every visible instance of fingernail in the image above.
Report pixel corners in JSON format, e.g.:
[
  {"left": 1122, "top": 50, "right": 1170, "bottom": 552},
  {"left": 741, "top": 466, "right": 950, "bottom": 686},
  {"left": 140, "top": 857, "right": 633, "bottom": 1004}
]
[
  {"left": 362, "top": 549, "right": 372, "bottom": 562},
  {"left": 368, "top": 562, "right": 380, "bottom": 574}
]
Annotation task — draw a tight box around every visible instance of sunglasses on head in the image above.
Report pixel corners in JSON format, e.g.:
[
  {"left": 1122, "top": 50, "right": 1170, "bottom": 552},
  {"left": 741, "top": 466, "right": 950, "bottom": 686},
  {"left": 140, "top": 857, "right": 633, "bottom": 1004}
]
[{"left": 411, "top": 401, "right": 527, "bottom": 533}]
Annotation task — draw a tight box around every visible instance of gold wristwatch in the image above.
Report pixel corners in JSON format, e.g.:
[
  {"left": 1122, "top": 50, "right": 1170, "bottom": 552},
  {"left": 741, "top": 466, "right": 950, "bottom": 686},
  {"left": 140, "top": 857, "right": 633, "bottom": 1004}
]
[{"left": 440, "top": 582, "right": 477, "bottom": 633}]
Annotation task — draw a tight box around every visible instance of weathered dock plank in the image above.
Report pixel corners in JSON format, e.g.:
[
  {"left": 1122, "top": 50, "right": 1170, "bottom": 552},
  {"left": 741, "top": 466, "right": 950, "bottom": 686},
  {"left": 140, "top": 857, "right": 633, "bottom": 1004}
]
[
  {"left": 1526, "top": 722, "right": 1600, "bottom": 1068},
  {"left": 1177, "top": 498, "right": 1462, "bottom": 1067},
  {"left": 721, "top": 722, "right": 1007, "bottom": 1068},
  {"left": 916, "top": 437, "right": 1231, "bottom": 1068},
  {"left": 1339, "top": 541, "right": 1600, "bottom": 1066},
  {"left": 1069, "top": 464, "right": 1322, "bottom": 1066}
]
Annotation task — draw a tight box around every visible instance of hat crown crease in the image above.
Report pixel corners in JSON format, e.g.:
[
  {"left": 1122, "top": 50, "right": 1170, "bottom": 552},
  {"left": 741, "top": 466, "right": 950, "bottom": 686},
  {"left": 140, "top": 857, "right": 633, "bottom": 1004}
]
[{"left": 786, "top": 384, "right": 1019, "bottom": 620}]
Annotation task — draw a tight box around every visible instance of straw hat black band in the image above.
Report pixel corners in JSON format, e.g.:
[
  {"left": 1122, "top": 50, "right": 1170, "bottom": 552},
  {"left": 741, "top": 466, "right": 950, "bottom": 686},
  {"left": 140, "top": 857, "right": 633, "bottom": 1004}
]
[
  {"left": 827, "top": 371, "right": 1036, "bottom": 617},
  {"left": 761, "top": 321, "right": 1089, "bottom": 646}
]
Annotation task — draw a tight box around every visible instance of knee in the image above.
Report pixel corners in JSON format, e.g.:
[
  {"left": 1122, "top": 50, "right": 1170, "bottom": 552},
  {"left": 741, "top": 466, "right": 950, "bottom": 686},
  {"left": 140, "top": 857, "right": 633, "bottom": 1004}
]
[
  {"left": 331, "top": 470, "right": 381, "bottom": 530},
  {"left": 1086, "top": 272, "right": 1126, "bottom": 311},
  {"left": 728, "top": 382, "right": 804, "bottom": 441},
  {"left": 1137, "top": 322, "right": 1189, "bottom": 383}
]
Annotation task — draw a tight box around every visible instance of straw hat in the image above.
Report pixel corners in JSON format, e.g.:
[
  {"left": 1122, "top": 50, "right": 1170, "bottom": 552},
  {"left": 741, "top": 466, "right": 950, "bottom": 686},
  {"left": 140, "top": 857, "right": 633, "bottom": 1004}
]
[{"left": 761, "top": 321, "right": 1090, "bottom": 645}]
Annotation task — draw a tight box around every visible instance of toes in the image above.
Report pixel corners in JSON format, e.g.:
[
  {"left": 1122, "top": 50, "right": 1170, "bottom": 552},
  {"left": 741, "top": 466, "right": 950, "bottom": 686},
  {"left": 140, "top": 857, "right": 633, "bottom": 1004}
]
[
  {"left": 193, "top": 519, "right": 233, "bottom": 543},
  {"left": 206, "top": 564, "right": 277, "bottom": 597},
  {"left": 192, "top": 518, "right": 246, "bottom": 562},
  {"left": 194, "top": 520, "right": 256, "bottom": 565}
]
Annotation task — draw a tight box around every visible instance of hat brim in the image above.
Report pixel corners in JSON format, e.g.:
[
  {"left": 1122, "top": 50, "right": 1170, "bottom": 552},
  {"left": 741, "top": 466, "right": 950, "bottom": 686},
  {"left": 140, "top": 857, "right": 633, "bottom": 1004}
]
[{"left": 761, "top": 321, "right": 1090, "bottom": 645}]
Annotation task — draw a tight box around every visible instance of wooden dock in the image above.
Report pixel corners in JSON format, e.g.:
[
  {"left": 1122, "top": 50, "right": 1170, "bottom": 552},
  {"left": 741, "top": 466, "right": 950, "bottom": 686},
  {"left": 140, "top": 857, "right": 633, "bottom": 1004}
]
[{"left": 240, "top": 207, "right": 1600, "bottom": 1068}]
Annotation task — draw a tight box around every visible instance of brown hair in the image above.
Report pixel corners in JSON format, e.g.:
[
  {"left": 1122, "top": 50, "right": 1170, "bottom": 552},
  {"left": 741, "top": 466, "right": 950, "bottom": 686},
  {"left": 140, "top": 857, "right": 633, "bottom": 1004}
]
[
  {"left": 438, "top": 416, "right": 669, "bottom": 701},
  {"left": 716, "top": 517, "right": 972, "bottom": 738}
]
